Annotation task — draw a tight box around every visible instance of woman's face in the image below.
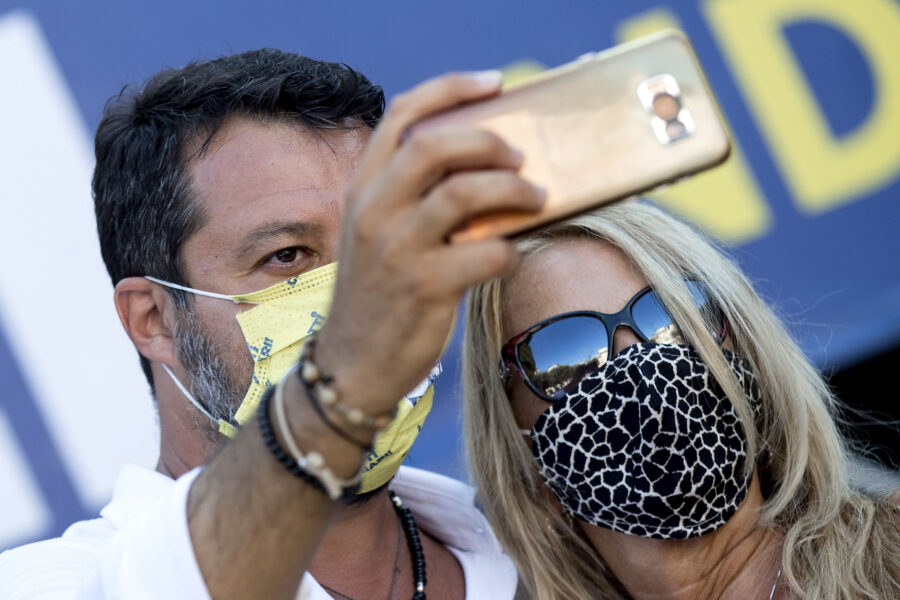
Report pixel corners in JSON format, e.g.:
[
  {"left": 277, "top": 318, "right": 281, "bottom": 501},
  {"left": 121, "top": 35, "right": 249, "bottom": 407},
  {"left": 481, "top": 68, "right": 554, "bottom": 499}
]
[
  {"left": 501, "top": 237, "right": 649, "bottom": 431},
  {"left": 499, "top": 236, "right": 762, "bottom": 554}
]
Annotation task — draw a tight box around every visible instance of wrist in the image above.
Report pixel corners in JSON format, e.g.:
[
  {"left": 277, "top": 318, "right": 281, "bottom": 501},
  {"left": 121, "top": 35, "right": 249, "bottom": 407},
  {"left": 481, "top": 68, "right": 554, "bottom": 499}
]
[
  {"left": 279, "top": 372, "right": 370, "bottom": 480},
  {"left": 312, "top": 328, "right": 363, "bottom": 402},
  {"left": 304, "top": 331, "right": 399, "bottom": 426}
]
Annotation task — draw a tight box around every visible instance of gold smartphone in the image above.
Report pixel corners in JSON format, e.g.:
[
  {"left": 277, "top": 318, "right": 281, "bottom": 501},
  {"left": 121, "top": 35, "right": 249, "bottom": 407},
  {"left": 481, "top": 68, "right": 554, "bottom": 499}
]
[{"left": 414, "top": 30, "right": 731, "bottom": 243}]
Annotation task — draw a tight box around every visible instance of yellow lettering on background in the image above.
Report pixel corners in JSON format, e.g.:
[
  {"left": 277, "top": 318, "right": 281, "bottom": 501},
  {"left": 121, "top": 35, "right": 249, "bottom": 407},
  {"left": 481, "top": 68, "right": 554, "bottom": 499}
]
[
  {"left": 705, "top": 0, "right": 900, "bottom": 213},
  {"left": 616, "top": 9, "right": 771, "bottom": 243},
  {"left": 500, "top": 60, "right": 546, "bottom": 89}
]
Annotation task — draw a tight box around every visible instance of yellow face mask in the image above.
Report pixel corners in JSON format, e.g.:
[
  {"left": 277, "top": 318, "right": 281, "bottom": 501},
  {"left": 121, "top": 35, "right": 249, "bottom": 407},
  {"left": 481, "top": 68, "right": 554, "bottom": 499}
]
[{"left": 146, "top": 262, "right": 436, "bottom": 494}]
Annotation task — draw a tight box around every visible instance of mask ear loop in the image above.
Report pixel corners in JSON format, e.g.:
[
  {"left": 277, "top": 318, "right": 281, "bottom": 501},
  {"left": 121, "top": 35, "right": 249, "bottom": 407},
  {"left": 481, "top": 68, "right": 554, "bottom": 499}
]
[
  {"left": 160, "top": 362, "right": 216, "bottom": 423},
  {"left": 144, "top": 276, "right": 242, "bottom": 303},
  {"left": 145, "top": 276, "right": 235, "bottom": 424}
]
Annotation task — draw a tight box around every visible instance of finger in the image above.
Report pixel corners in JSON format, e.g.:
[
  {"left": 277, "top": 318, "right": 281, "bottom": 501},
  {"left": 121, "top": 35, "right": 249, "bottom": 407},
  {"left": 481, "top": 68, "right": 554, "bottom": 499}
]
[
  {"left": 374, "top": 126, "right": 524, "bottom": 208},
  {"left": 411, "top": 170, "right": 546, "bottom": 244},
  {"left": 354, "top": 71, "right": 504, "bottom": 183},
  {"left": 417, "top": 239, "right": 521, "bottom": 301}
]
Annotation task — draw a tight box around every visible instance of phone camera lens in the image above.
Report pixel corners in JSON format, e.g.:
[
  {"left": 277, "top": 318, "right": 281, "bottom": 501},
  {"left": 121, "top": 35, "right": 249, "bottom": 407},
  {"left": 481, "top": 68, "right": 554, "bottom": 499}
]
[
  {"left": 652, "top": 93, "right": 680, "bottom": 121},
  {"left": 665, "top": 120, "right": 687, "bottom": 138}
]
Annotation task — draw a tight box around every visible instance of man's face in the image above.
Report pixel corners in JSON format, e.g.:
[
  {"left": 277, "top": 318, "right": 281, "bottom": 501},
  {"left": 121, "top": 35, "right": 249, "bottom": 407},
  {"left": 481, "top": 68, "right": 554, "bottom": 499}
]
[{"left": 173, "top": 116, "right": 368, "bottom": 420}]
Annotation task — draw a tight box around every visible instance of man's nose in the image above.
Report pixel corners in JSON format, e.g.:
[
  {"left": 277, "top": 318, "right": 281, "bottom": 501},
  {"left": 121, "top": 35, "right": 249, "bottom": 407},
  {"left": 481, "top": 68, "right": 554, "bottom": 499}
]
[{"left": 611, "top": 324, "right": 642, "bottom": 356}]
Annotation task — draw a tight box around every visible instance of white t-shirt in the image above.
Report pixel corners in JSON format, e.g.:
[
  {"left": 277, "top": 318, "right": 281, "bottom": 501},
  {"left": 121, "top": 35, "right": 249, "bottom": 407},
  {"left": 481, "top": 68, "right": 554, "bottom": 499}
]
[{"left": 0, "top": 465, "right": 518, "bottom": 599}]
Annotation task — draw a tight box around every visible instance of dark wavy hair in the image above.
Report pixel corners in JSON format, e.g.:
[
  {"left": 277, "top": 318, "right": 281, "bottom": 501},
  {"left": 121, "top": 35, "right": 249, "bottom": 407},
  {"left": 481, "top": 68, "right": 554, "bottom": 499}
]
[{"left": 92, "top": 49, "right": 384, "bottom": 388}]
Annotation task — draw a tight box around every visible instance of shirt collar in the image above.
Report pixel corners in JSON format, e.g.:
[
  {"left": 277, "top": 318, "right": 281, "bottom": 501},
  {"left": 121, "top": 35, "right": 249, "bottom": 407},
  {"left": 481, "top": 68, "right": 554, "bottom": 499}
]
[
  {"left": 390, "top": 465, "right": 502, "bottom": 555},
  {"left": 99, "top": 464, "right": 188, "bottom": 529}
]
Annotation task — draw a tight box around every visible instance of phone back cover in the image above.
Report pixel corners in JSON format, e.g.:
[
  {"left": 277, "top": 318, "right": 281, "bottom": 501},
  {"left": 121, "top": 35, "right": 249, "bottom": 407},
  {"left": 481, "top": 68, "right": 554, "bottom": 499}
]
[{"left": 421, "top": 31, "right": 731, "bottom": 242}]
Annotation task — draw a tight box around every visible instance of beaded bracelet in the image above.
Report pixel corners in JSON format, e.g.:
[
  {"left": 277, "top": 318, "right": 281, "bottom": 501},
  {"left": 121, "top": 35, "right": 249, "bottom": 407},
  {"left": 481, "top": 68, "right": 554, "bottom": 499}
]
[
  {"left": 258, "top": 387, "right": 328, "bottom": 496},
  {"left": 295, "top": 364, "right": 374, "bottom": 452},
  {"left": 298, "top": 335, "right": 395, "bottom": 431},
  {"left": 259, "top": 382, "right": 362, "bottom": 500},
  {"left": 272, "top": 377, "right": 363, "bottom": 498}
]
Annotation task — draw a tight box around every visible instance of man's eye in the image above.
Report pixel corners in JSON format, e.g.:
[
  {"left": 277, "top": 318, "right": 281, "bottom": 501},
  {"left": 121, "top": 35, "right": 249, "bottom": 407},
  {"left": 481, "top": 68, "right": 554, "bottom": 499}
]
[
  {"left": 273, "top": 248, "right": 300, "bottom": 264},
  {"left": 261, "top": 246, "right": 315, "bottom": 273}
]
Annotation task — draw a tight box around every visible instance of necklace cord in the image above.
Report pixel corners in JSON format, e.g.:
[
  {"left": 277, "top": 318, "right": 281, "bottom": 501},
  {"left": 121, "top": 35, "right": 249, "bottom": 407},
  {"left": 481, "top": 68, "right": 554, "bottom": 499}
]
[
  {"left": 389, "top": 516, "right": 402, "bottom": 600},
  {"left": 768, "top": 565, "right": 783, "bottom": 600}
]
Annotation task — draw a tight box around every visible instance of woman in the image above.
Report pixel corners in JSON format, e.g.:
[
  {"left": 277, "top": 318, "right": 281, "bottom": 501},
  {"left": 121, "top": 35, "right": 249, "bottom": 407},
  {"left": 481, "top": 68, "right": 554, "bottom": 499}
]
[{"left": 463, "top": 202, "right": 899, "bottom": 599}]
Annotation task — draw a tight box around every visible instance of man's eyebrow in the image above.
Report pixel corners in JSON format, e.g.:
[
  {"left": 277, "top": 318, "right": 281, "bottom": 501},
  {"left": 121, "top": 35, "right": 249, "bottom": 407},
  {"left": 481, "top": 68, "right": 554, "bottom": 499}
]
[{"left": 234, "top": 222, "right": 323, "bottom": 261}]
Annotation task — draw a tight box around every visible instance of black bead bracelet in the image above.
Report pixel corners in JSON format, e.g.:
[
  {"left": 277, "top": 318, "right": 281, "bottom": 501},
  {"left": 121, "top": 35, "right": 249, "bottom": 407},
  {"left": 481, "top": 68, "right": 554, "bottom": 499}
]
[{"left": 258, "top": 387, "right": 329, "bottom": 496}]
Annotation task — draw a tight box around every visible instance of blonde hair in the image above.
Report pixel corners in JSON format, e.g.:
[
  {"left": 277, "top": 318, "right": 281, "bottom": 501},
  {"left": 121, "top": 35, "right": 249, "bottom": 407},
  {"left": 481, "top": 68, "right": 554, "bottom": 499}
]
[{"left": 463, "top": 202, "right": 900, "bottom": 599}]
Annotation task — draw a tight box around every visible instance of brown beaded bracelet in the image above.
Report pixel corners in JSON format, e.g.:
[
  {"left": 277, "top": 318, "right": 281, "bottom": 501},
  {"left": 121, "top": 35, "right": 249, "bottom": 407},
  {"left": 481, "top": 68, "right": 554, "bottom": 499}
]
[
  {"left": 298, "top": 335, "right": 396, "bottom": 431},
  {"left": 295, "top": 364, "right": 374, "bottom": 452}
]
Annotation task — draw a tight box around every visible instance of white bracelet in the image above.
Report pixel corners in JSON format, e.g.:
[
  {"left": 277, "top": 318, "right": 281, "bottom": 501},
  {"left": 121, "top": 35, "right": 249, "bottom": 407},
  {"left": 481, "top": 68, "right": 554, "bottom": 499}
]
[{"left": 272, "top": 367, "right": 363, "bottom": 500}]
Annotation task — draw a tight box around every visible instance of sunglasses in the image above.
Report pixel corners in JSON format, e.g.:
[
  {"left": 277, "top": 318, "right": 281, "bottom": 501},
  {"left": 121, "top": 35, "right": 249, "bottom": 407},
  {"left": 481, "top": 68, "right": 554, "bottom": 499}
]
[{"left": 499, "top": 279, "right": 727, "bottom": 402}]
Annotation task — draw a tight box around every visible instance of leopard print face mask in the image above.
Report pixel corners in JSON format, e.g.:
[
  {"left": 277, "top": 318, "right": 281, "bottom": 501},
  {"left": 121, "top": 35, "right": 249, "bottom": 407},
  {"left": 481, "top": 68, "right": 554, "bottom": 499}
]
[{"left": 530, "top": 342, "right": 760, "bottom": 539}]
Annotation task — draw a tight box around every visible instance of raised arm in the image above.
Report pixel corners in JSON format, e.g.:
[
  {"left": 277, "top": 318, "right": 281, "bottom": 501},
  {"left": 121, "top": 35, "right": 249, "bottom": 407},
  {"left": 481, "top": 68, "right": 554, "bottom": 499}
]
[{"left": 185, "top": 71, "right": 545, "bottom": 600}]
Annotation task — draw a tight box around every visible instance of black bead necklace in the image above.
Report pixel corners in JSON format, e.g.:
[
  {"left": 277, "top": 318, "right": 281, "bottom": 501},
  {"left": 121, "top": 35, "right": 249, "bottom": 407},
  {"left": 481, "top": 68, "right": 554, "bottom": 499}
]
[
  {"left": 321, "top": 491, "right": 427, "bottom": 600},
  {"left": 390, "top": 489, "right": 427, "bottom": 600}
]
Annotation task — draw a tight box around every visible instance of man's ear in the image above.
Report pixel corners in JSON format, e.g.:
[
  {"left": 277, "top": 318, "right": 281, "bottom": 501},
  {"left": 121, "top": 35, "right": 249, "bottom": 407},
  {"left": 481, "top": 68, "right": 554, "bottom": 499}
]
[{"left": 114, "top": 277, "right": 178, "bottom": 367}]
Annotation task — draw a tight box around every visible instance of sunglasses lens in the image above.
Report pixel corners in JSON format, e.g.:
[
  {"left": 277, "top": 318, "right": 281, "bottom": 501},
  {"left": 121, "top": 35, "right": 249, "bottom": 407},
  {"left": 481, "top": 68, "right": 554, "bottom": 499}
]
[
  {"left": 519, "top": 315, "right": 609, "bottom": 400},
  {"left": 632, "top": 289, "right": 686, "bottom": 344},
  {"left": 632, "top": 280, "right": 724, "bottom": 345},
  {"left": 687, "top": 280, "right": 727, "bottom": 341}
]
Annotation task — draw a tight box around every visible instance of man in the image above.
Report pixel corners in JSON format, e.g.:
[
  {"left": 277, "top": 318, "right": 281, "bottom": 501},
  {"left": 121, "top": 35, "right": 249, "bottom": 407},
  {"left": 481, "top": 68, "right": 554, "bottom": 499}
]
[{"left": 0, "top": 50, "right": 544, "bottom": 598}]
